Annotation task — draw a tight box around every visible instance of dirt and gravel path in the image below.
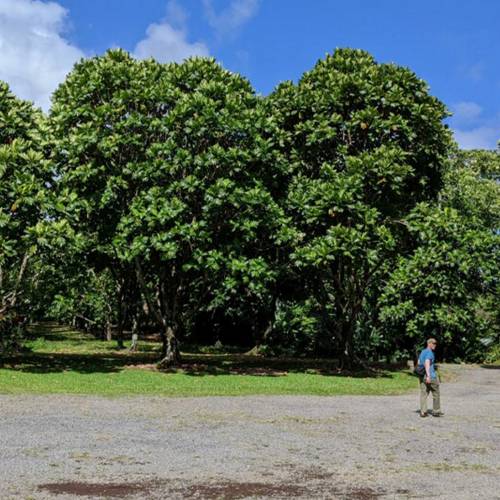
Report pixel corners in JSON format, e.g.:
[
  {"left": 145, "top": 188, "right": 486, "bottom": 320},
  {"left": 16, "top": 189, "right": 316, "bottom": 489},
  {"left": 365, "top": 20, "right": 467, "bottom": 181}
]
[{"left": 0, "top": 365, "right": 499, "bottom": 499}]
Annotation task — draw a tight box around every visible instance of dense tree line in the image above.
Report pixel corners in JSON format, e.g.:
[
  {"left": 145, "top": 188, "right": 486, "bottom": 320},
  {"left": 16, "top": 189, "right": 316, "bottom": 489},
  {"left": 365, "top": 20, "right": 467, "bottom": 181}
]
[{"left": 0, "top": 49, "right": 498, "bottom": 366}]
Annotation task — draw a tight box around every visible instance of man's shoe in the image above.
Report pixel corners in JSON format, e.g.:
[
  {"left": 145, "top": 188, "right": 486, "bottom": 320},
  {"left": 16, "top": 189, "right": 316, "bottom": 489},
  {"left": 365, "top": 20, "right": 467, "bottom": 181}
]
[
  {"left": 420, "top": 412, "right": 428, "bottom": 418},
  {"left": 432, "top": 411, "right": 444, "bottom": 417}
]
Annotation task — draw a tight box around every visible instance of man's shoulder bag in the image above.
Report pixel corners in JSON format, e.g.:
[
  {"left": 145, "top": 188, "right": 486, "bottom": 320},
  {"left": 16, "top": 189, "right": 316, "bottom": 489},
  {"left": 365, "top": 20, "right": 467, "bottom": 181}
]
[{"left": 413, "top": 364, "right": 426, "bottom": 377}]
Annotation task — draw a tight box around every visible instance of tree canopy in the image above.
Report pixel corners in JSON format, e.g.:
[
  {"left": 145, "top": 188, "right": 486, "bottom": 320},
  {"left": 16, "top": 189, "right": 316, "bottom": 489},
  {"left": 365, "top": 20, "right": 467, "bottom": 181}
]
[
  {"left": 267, "top": 49, "right": 453, "bottom": 366},
  {"left": 0, "top": 82, "right": 49, "bottom": 351},
  {"left": 1, "top": 48, "right": 498, "bottom": 366}
]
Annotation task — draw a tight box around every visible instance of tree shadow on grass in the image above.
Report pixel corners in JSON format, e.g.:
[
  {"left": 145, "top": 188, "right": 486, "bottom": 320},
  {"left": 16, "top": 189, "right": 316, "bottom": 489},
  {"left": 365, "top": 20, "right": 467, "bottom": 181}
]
[
  {"left": 0, "top": 351, "right": 403, "bottom": 379},
  {"left": 26, "top": 323, "right": 88, "bottom": 342},
  {"left": 1, "top": 351, "right": 159, "bottom": 374},
  {"left": 2, "top": 323, "right": 402, "bottom": 378},
  {"left": 166, "top": 354, "right": 399, "bottom": 379}
]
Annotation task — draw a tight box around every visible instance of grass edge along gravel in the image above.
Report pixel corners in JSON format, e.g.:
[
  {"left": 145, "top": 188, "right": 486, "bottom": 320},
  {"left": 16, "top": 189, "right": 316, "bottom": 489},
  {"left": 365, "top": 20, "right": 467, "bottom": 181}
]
[
  {"left": 0, "top": 324, "right": 418, "bottom": 397},
  {"left": 0, "top": 367, "right": 418, "bottom": 397}
]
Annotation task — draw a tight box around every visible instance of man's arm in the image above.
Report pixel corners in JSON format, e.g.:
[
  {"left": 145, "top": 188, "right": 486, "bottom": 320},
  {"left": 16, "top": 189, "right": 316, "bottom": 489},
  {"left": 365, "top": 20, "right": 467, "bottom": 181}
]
[{"left": 424, "top": 359, "right": 431, "bottom": 383}]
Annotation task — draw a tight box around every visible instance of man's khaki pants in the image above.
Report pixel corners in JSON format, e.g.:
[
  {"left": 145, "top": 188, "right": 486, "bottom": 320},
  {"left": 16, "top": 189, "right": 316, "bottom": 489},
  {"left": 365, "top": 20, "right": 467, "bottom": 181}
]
[{"left": 420, "top": 376, "right": 441, "bottom": 414}]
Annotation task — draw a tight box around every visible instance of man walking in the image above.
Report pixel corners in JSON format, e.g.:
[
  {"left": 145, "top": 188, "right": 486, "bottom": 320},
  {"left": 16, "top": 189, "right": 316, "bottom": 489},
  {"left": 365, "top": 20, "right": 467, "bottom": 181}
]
[{"left": 417, "top": 338, "right": 444, "bottom": 417}]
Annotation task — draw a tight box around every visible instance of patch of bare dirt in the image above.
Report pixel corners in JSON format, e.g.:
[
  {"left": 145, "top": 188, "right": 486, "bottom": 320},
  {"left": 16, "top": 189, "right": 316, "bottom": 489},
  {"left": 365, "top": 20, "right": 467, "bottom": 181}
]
[
  {"left": 226, "top": 367, "right": 288, "bottom": 376},
  {"left": 339, "top": 487, "right": 385, "bottom": 500},
  {"left": 175, "top": 480, "right": 386, "bottom": 499},
  {"left": 38, "top": 481, "right": 158, "bottom": 497},
  {"left": 174, "top": 481, "right": 309, "bottom": 498},
  {"left": 39, "top": 479, "right": 385, "bottom": 499},
  {"left": 123, "top": 363, "right": 158, "bottom": 371}
]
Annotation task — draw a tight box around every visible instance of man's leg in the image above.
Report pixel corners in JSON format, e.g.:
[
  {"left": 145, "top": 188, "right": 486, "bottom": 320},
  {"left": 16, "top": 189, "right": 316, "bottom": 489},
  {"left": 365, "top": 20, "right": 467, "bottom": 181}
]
[
  {"left": 420, "top": 380, "right": 429, "bottom": 414},
  {"left": 430, "top": 379, "right": 441, "bottom": 414}
]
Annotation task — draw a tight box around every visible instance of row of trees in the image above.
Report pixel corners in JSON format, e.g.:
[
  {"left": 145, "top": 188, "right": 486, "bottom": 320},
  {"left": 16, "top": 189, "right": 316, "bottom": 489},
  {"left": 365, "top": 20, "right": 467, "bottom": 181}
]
[{"left": 1, "top": 49, "right": 498, "bottom": 366}]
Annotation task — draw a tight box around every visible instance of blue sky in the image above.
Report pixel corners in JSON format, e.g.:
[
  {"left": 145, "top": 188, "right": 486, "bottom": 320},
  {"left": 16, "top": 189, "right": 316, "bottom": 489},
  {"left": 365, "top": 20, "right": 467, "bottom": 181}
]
[{"left": 0, "top": 0, "right": 498, "bottom": 149}]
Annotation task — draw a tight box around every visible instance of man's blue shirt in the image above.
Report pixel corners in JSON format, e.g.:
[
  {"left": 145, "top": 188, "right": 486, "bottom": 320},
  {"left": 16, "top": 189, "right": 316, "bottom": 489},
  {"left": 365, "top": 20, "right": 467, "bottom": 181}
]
[{"left": 418, "top": 348, "right": 437, "bottom": 380}]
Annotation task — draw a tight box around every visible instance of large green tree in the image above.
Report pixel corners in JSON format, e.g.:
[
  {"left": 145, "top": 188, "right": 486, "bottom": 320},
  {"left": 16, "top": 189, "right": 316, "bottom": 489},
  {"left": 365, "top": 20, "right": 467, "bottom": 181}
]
[
  {"left": 115, "top": 57, "right": 291, "bottom": 366},
  {"left": 379, "top": 147, "right": 499, "bottom": 361},
  {"left": 50, "top": 50, "right": 162, "bottom": 348},
  {"left": 0, "top": 82, "right": 48, "bottom": 352},
  {"left": 268, "top": 49, "right": 452, "bottom": 366},
  {"left": 51, "top": 51, "right": 289, "bottom": 364}
]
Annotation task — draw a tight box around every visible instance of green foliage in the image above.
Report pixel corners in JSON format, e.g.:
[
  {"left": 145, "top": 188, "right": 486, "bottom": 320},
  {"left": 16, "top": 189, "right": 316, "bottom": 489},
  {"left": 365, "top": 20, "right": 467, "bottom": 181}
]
[
  {"left": 265, "top": 298, "right": 329, "bottom": 356},
  {"left": 483, "top": 342, "right": 500, "bottom": 365},
  {"left": 379, "top": 148, "right": 500, "bottom": 361},
  {"left": 45, "top": 269, "right": 118, "bottom": 333},
  {"left": 0, "top": 82, "right": 48, "bottom": 352},
  {"left": 443, "top": 149, "right": 500, "bottom": 230},
  {"left": 49, "top": 50, "right": 164, "bottom": 346},
  {"left": 50, "top": 50, "right": 164, "bottom": 249},
  {"left": 268, "top": 48, "right": 452, "bottom": 364},
  {"left": 1, "top": 47, "right": 496, "bottom": 366},
  {"left": 113, "top": 56, "right": 291, "bottom": 348}
]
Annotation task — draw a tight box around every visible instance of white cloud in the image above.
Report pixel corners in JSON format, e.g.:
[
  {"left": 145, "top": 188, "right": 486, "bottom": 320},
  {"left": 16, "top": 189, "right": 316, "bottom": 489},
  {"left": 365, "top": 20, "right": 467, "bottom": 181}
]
[
  {"left": 450, "top": 101, "right": 499, "bottom": 150},
  {"left": 203, "top": 0, "right": 259, "bottom": 39},
  {"left": 133, "top": 23, "right": 208, "bottom": 63},
  {"left": 453, "top": 127, "right": 499, "bottom": 150},
  {"left": 0, "top": 0, "right": 84, "bottom": 111},
  {"left": 0, "top": 0, "right": 209, "bottom": 110},
  {"left": 133, "top": 1, "right": 209, "bottom": 63},
  {"left": 451, "top": 101, "right": 482, "bottom": 125}
]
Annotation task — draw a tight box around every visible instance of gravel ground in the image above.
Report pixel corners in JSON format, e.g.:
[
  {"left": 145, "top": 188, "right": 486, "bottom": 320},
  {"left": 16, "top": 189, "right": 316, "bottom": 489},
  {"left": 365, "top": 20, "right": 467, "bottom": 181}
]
[{"left": 0, "top": 365, "right": 499, "bottom": 500}]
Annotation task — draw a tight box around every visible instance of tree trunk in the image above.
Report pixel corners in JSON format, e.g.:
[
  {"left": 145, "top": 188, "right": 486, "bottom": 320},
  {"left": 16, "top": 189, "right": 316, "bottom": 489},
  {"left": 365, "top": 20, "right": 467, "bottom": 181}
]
[
  {"left": 104, "top": 299, "right": 114, "bottom": 341},
  {"left": 105, "top": 321, "right": 113, "bottom": 342},
  {"left": 129, "top": 333, "right": 138, "bottom": 352},
  {"left": 116, "top": 314, "right": 124, "bottom": 349},
  {"left": 246, "top": 319, "right": 273, "bottom": 355},
  {"left": 116, "top": 294, "right": 126, "bottom": 349},
  {"left": 158, "top": 325, "right": 181, "bottom": 369},
  {"left": 128, "top": 316, "right": 139, "bottom": 351},
  {"left": 339, "top": 322, "right": 355, "bottom": 370}
]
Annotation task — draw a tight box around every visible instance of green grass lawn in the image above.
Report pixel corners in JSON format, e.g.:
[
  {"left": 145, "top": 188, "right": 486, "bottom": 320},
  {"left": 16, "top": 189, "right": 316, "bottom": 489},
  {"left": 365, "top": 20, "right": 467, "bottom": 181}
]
[{"left": 0, "top": 324, "right": 418, "bottom": 397}]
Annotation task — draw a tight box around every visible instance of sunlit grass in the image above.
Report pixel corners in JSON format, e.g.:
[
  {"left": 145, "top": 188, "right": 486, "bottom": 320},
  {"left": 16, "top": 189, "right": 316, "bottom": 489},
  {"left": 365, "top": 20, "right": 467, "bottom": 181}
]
[
  {"left": 0, "top": 368, "right": 417, "bottom": 397},
  {"left": 0, "top": 324, "right": 418, "bottom": 397}
]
